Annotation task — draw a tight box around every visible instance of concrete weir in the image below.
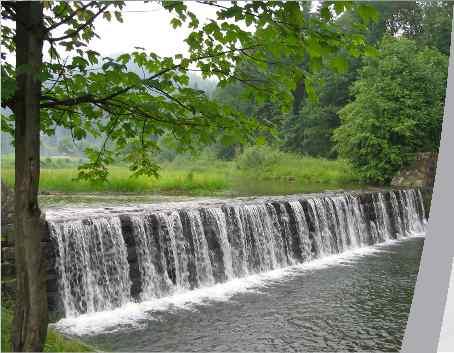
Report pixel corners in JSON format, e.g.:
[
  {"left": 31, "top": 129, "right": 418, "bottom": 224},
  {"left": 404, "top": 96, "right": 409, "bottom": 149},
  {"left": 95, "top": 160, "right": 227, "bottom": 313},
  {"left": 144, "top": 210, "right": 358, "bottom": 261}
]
[{"left": 23, "top": 187, "right": 431, "bottom": 318}]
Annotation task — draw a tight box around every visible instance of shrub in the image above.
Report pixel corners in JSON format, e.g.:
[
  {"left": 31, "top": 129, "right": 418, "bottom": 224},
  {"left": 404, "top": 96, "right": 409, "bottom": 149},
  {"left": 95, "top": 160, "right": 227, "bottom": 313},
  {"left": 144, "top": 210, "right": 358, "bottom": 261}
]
[
  {"left": 334, "top": 36, "right": 448, "bottom": 183},
  {"left": 236, "top": 145, "right": 285, "bottom": 173}
]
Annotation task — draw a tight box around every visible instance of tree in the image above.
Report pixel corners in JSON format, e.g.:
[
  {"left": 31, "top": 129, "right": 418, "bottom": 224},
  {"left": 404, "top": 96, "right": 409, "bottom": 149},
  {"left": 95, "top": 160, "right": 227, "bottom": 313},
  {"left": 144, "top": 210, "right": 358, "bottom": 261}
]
[
  {"left": 1, "top": 1, "right": 378, "bottom": 350},
  {"left": 363, "top": 0, "right": 453, "bottom": 53},
  {"left": 333, "top": 36, "right": 448, "bottom": 183},
  {"left": 284, "top": 1, "right": 452, "bottom": 158},
  {"left": 283, "top": 58, "right": 361, "bottom": 157},
  {"left": 8, "top": 4, "right": 48, "bottom": 352},
  {"left": 418, "top": 0, "right": 453, "bottom": 55}
]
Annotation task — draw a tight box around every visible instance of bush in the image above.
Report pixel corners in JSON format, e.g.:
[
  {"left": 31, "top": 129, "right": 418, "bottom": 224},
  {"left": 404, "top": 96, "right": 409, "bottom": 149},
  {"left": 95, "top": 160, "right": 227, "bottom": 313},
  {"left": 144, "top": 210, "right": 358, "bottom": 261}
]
[
  {"left": 236, "top": 145, "right": 286, "bottom": 173},
  {"left": 334, "top": 36, "right": 448, "bottom": 183}
]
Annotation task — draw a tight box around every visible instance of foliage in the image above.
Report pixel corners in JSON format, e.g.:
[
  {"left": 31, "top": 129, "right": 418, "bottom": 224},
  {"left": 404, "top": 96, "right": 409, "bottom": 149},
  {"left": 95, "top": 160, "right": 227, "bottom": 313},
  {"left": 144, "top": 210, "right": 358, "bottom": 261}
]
[
  {"left": 235, "top": 145, "right": 286, "bottom": 173},
  {"left": 333, "top": 36, "right": 448, "bottom": 183},
  {"left": 212, "top": 1, "right": 452, "bottom": 168},
  {"left": 234, "top": 145, "right": 359, "bottom": 184},
  {"left": 350, "top": 0, "right": 452, "bottom": 54},
  {"left": 417, "top": 0, "right": 453, "bottom": 55},
  {"left": 1, "top": 150, "right": 360, "bottom": 196},
  {"left": 1, "top": 154, "right": 84, "bottom": 170},
  {"left": 1, "top": 1, "right": 378, "bottom": 183},
  {"left": 287, "top": 104, "right": 339, "bottom": 157},
  {"left": 283, "top": 58, "right": 361, "bottom": 157}
]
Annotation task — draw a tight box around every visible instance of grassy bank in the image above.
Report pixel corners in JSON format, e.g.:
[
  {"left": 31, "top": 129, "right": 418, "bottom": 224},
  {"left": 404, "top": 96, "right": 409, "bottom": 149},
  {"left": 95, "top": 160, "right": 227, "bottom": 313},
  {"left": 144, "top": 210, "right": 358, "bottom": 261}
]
[
  {"left": 1, "top": 307, "right": 92, "bottom": 352},
  {"left": 1, "top": 148, "right": 363, "bottom": 196}
]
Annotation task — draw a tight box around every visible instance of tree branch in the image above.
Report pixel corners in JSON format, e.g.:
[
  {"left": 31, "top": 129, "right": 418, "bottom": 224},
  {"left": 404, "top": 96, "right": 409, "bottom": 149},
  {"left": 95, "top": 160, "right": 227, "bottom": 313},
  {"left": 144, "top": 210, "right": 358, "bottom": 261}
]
[
  {"left": 1, "top": 2, "right": 16, "bottom": 21},
  {"left": 148, "top": 85, "right": 196, "bottom": 114},
  {"left": 45, "top": 1, "right": 98, "bottom": 33},
  {"left": 43, "top": 57, "right": 70, "bottom": 95},
  {"left": 1, "top": 97, "right": 16, "bottom": 111},
  {"left": 40, "top": 45, "right": 261, "bottom": 109},
  {"left": 41, "top": 94, "right": 95, "bottom": 108},
  {"left": 47, "top": 4, "right": 109, "bottom": 43}
]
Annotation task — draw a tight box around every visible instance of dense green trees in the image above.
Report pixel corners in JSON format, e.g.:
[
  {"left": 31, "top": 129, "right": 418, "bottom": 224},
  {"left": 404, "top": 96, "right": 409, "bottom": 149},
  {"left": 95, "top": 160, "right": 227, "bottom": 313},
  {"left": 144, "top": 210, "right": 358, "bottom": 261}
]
[
  {"left": 283, "top": 60, "right": 360, "bottom": 157},
  {"left": 214, "top": 0, "right": 451, "bottom": 178},
  {"left": 334, "top": 37, "right": 448, "bottom": 183}
]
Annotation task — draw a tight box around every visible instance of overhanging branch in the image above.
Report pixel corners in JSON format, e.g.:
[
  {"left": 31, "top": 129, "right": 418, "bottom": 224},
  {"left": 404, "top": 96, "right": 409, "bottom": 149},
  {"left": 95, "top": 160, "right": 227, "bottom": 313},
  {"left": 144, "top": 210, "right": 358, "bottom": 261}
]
[
  {"left": 45, "top": 1, "right": 98, "bottom": 33},
  {"left": 40, "top": 45, "right": 261, "bottom": 109},
  {"left": 46, "top": 4, "right": 109, "bottom": 43}
]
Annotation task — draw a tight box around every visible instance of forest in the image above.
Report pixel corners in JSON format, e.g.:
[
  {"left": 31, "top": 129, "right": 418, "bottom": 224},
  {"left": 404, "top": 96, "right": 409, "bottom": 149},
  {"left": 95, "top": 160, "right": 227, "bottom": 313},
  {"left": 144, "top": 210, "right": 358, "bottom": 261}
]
[
  {"left": 1, "top": 1, "right": 450, "bottom": 196},
  {"left": 212, "top": 0, "right": 450, "bottom": 184}
]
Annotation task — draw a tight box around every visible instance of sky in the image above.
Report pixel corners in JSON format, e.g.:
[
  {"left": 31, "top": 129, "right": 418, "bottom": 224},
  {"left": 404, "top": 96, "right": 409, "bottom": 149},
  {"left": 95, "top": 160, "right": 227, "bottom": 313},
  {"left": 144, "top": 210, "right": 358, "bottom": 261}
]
[
  {"left": 3, "top": 2, "right": 319, "bottom": 64},
  {"left": 1, "top": 2, "right": 221, "bottom": 65},
  {"left": 83, "top": 1, "right": 316, "bottom": 58},
  {"left": 58, "top": 2, "right": 222, "bottom": 59}
]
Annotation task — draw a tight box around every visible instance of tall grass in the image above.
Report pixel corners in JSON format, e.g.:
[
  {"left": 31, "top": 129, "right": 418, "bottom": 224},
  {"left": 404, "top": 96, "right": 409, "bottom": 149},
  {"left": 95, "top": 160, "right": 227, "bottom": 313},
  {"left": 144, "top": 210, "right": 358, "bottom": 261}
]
[
  {"left": 1, "top": 166, "right": 231, "bottom": 194},
  {"left": 1, "top": 148, "right": 362, "bottom": 196},
  {"left": 236, "top": 146, "right": 359, "bottom": 184}
]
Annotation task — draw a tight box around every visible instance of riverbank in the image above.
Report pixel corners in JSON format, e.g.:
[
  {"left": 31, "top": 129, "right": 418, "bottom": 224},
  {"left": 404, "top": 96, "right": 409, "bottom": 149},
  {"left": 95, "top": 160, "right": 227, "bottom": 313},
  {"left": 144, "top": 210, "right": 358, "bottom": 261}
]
[
  {"left": 1, "top": 153, "right": 363, "bottom": 196},
  {"left": 1, "top": 306, "right": 93, "bottom": 352}
]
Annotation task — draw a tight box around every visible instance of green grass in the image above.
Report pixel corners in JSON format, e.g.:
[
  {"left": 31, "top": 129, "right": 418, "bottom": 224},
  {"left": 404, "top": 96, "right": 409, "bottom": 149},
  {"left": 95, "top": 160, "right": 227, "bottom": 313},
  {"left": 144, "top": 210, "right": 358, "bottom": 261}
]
[
  {"left": 1, "top": 151, "right": 363, "bottom": 196},
  {"left": 1, "top": 154, "right": 84, "bottom": 170},
  {"left": 1, "top": 306, "right": 92, "bottom": 352},
  {"left": 1, "top": 166, "right": 232, "bottom": 194}
]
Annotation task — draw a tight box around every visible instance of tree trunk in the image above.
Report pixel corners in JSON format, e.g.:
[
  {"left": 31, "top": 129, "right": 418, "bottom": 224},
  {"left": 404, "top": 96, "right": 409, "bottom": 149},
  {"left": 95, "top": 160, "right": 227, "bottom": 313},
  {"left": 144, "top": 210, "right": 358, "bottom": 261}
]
[
  {"left": 12, "top": 2, "right": 48, "bottom": 351},
  {"left": 292, "top": 78, "right": 305, "bottom": 117}
]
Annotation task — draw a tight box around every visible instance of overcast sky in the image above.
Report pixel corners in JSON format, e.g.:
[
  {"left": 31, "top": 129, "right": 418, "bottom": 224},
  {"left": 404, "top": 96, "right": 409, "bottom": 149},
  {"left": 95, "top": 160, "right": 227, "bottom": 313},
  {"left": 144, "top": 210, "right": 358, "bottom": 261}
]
[
  {"left": 60, "top": 2, "right": 221, "bottom": 59},
  {"left": 0, "top": 2, "right": 221, "bottom": 65},
  {"left": 85, "top": 2, "right": 317, "bottom": 58},
  {"left": 3, "top": 2, "right": 319, "bottom": 64}
]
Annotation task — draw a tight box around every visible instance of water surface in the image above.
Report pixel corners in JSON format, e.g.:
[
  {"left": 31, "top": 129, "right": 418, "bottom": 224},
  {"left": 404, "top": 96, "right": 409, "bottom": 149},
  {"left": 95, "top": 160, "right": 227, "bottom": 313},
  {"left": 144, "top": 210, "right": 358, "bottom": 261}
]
[{"left": 67, "top": 237, "right": 423, "bottom": 352}]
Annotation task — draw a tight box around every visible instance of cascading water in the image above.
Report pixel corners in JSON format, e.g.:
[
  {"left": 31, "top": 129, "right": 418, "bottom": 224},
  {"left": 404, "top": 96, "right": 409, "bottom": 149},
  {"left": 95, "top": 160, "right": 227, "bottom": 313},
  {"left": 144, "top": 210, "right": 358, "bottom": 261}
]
[
  {"left": 48, "top": 188, "right": 428, "bottom": 318},
  {"left": 49, "top": 217, "right": 131, "bottom": 316}
]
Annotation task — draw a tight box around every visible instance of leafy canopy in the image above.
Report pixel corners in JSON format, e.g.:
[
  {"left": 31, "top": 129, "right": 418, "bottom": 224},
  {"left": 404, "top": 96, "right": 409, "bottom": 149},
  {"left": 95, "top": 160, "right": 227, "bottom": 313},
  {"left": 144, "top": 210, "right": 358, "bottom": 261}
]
[
  {"left": 1, "top": 1, "right": 378, "bottom": 181},
  {"left": 333, "top": 36, "right": 448, "bottom": 183}
]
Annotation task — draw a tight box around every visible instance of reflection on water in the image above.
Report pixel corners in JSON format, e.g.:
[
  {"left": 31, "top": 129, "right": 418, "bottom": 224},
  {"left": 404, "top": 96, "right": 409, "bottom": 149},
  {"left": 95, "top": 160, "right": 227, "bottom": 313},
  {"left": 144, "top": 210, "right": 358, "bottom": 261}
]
[
  {"left": 39, "top": 183, "right": 377, "bottom": 209},
  {"left": 39, "top": 193, "right": 198, "bottom": 208},
  {"left": 72, "top": 237, "right": 423, "bottom": 352}
]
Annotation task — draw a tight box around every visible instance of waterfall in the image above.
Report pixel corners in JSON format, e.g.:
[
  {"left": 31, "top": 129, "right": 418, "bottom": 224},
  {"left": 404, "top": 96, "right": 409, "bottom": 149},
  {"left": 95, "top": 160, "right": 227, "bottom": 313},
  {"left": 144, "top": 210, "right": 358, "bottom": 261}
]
[
  {"left": 372, "top": 192, "right": 393, "bottom": 242},
  {"left": 129, "top": 214, "right": 174, "bottom": 300},
  {"left": 48, "top": 188, "right": 428, "bottom": 317},
  {"left": 288, "top": 201, "right": 312, "bottom": 262},
  {"left": 49, "top": 217, "right": 131, "bottom": 316}
]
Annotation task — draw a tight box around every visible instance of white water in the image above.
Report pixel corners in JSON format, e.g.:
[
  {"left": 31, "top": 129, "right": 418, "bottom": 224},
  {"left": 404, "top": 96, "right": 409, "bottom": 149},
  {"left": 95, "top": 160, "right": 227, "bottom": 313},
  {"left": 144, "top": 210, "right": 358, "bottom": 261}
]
[
  {"left": 49, "top": 218, "right": 130, "bottom": 316},
  {"left": 48, "top": 188, "right": 428, "bottom": 333},
  {"left": 52, "top": 234, "right": 424, "bottom": 336}
]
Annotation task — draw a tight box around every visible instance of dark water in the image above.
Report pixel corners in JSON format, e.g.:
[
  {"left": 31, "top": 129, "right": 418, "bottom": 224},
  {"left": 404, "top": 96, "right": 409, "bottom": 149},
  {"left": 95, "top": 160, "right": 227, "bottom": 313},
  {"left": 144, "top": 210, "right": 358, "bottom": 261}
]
[{"left": 77, "top": 237, "right": 423, "bottom": 352}]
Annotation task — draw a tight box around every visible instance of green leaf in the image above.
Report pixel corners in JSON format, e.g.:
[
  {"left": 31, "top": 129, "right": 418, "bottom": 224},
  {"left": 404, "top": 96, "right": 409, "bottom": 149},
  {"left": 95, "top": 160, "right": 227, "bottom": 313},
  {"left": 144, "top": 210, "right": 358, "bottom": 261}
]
[
  {"left": 364, "top": 46, "right": 379, "bottom": 58},
  {"left": 356, "top": 5, "right": 379, "bottom": 24},
  {"left": 320, "top": 6, "right": 332, "bottom": 21},
  {"left": 255, "top": 135, "right": 267, "bottom": 146},
  {"left": 114, "top": 11, "right": 123, "bottom": 23},
  {"left": 330, "top": 56, "right": 348, "bottom": 73},
  {"left": 170, "top": 18, "right": 182, "bottom": 29},
  {"left": 86, "top": 50, "right": 100, "bottom": 64},
  {"left": 103, "top": 11, "right": 112, "bottom": 21}
]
